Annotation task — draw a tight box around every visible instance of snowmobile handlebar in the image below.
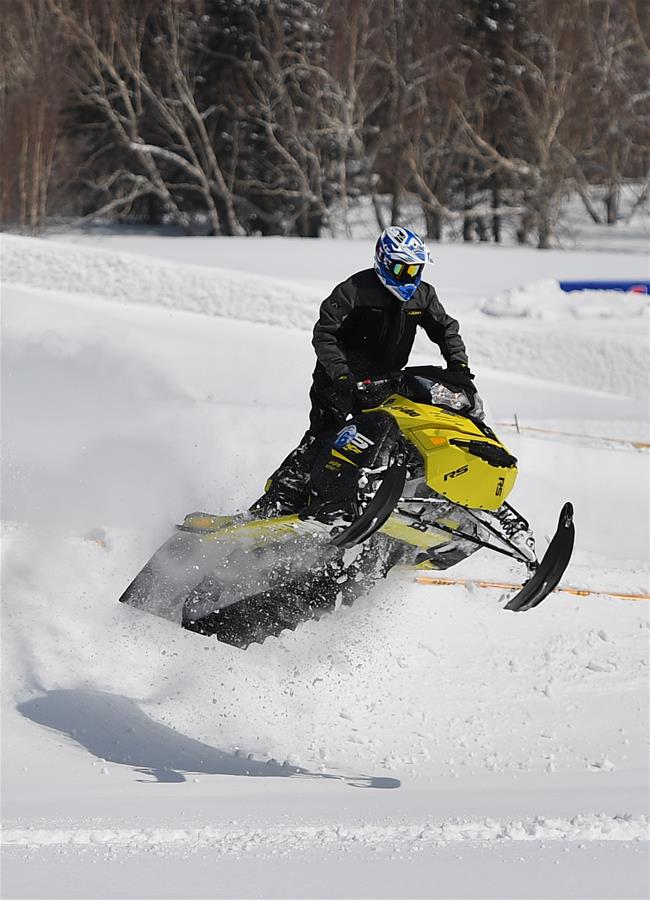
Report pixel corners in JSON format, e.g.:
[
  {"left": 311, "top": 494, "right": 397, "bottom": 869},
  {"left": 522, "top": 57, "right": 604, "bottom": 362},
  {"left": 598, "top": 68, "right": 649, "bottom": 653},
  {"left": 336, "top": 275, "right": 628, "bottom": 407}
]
[
  {"left": 354, "top": 368, "right": 485, "bottom": 421},
  {"left": 354, "top": 367, "right": 454, "bottom": 394},
  {"left": 353, "top": 374, "right": 402, "bottom": 408},
  {"left": 354, "top": 376, "right": 397, "bottom": 390}
]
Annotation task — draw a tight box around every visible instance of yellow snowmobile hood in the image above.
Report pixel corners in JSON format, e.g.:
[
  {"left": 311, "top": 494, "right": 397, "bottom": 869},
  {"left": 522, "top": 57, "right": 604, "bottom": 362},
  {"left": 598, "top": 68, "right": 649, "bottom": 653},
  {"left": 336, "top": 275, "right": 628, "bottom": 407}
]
[{"left": 368, "top": 394, "right": 517, "bottom": 511}]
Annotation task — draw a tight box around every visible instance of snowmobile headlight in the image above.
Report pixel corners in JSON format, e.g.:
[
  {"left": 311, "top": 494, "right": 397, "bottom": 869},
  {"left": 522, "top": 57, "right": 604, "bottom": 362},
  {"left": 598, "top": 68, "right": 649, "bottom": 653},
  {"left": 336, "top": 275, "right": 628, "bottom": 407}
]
[{"left": 429, "top": 382, "right": 471, "bottom": 412}]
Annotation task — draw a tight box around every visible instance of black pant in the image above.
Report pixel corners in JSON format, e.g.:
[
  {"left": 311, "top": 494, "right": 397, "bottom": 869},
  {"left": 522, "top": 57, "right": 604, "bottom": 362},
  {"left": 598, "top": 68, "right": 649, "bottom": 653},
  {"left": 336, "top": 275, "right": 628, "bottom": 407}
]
[
  {"left": 307, "top": 380, "right": 346, "bottom": 435},
  {"left": 248, "top": 376, "right": 342, "bottom": 516}
]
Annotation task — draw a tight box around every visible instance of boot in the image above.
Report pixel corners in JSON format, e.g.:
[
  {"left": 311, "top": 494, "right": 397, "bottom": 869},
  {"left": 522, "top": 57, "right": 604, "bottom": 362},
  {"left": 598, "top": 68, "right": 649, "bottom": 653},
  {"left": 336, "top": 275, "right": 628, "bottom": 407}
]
[{"left": 249, "top": 432, "right": 321, "bottom": 518}]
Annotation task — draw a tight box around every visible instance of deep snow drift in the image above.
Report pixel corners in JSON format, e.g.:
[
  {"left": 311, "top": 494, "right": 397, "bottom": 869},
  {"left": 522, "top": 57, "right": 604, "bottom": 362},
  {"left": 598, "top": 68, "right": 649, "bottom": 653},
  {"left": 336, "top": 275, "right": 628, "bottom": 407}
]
[{"left": 1, "top": 233, "right": 648, "bottom": 899}]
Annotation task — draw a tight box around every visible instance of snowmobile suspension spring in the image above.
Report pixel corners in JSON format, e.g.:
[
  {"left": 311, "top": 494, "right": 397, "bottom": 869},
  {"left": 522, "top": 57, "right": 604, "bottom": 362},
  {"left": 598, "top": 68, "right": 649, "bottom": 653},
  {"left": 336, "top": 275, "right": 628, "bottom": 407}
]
[{"left": 494, "top": 503, "right": 530, "bottom": 538}]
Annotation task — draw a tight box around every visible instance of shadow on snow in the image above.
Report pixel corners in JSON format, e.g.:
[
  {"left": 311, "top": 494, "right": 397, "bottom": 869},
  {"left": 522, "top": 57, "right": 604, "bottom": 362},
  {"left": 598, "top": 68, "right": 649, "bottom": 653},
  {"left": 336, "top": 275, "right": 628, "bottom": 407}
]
[{"left": 17, "top": 689, "right": 400, "bottom": 789}]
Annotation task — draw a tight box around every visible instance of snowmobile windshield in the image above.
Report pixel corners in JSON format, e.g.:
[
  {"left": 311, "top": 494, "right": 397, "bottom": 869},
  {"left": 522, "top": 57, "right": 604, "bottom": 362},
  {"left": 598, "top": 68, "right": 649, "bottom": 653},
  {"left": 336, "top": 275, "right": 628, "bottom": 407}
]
[
  {"left": 408, "top": 376, "right": 485, "bottom": 421},
  {"left": 413, "top": 376, "right": 472, "bottom": 413}
]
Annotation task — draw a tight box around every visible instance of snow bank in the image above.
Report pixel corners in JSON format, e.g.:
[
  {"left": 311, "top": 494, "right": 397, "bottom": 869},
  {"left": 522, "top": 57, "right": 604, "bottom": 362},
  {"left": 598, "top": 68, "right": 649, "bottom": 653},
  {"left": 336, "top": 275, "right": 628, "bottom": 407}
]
[
  {"left": 2, "top": 233, "right": 322, "bottom": 330},
  {"left": 483, "top": 278, "right": 649, "bottom": 321},
  {"left": 6, "top": 814, "right": 647, "bottom": 849},
  {"left": 463, "top": 278, "right": 649, "bottom": 399},
  {"left": 3, "top": 235, "right": 648, "bottom": 398},
  {"left": 460, "top": 319, "right": 648, "bottom": 400}
]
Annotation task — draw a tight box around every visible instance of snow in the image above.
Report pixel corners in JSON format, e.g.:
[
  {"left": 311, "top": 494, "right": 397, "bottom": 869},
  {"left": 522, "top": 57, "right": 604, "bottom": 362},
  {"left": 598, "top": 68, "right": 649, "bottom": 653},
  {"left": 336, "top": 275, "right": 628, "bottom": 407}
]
[{"left": 1, "top": 231, "right": 649, "bottom": 898}]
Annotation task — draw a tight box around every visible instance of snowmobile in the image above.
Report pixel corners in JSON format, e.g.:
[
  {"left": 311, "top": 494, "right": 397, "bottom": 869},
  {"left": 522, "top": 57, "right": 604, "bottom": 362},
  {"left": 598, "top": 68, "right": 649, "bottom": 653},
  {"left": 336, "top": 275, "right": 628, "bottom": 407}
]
[{"left": 119, "top": 366, "right": 574, "bottom": 648}]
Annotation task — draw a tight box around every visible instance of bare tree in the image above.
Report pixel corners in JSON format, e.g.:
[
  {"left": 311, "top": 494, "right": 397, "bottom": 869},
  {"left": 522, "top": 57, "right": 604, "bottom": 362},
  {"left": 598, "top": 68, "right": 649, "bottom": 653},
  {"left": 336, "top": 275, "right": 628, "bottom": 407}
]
[
  {"left": 452, "top": 0, "right": 650, "bottom": 246},
  {"left": 576, "top": 0, "right": 650, "bottom": 224},
  {"left": 3, "top": 0, "right": 646, "bottom": 240},
  {"left": 319, "top": 0, "right": 394, "bottom": 234},
  {"left": 43, "top": 0, "right": 241, "bottom": 234},
  {"left": 0, "top": 0, "right": 68, "bottom": 230},
  {"left": 399, "top": 1, "right": 478, "bottom": 241},
  {"left": 207, "top": 0, "right": 377, "bottom": 237}
]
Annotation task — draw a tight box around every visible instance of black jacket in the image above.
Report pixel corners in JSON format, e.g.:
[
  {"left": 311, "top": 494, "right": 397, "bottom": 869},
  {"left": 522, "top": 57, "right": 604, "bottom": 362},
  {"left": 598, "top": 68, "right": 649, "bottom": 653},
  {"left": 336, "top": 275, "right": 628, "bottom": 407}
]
[{"left": 312, "top": 268, "right": 468, "bottom": 383}]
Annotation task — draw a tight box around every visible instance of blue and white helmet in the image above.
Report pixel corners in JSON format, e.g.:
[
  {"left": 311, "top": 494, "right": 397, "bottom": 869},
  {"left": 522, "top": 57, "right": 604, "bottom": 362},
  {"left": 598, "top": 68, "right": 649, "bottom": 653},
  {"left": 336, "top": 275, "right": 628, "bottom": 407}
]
[{"left": 374, "top": 226, "right": 429, "bottom": 302}]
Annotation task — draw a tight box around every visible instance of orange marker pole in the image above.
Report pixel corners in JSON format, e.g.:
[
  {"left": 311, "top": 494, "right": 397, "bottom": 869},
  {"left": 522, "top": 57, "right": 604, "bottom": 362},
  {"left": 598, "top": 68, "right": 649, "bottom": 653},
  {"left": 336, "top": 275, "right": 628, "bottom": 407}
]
[
  {"left": 496, "top": 422, "right": 650, "bottom": 450},
  {"left": 414, "top": 575, "right": 650, "bottom": 602}
]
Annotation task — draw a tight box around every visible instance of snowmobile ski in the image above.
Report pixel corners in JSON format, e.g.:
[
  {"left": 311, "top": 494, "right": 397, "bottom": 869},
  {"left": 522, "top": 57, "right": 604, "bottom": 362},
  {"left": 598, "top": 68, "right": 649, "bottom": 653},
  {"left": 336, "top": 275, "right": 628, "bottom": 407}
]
[
  {"left": 504, "top": 502, "right": 575, "bottom": 612},
  {"left": 329, "top": 461, "right": 407, "bottom": 548}
]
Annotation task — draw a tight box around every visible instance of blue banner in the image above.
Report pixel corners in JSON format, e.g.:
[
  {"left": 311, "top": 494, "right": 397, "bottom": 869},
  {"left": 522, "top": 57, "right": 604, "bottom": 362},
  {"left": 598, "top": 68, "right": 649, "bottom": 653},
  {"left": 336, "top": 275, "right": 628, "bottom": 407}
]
[{"left": 559, "top": 280, "right": 649, "bottom": 294}]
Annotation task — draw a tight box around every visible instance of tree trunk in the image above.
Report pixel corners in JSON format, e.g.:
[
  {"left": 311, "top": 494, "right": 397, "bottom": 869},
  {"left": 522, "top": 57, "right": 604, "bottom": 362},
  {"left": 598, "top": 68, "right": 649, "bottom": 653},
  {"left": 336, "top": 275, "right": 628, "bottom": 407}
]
[
  {"left": 577, "top": 186, "right": 603, "bottom": 224},
  {"left": 491, "top": 184, "right": 501, "bottom": 243},
  {"left": 605, "top": 184, "right": 619, "bottom": 225},
  {"left": 463, "top": 183, "right": 473, "bottom": 241},
  {"left": 476, "top": 217, "right": 489, "bottom": 242},
  {"left": 517, "top": 209, "right": 533, "bottom": 245},
  {"left": 297, "top": 203, "right": 323, "bottom": 238},
  {"left": 215, "top": 191, "right": 240, "bottom": 236},
  {"left": 424, "top": 206, "right": 442, "bottom": 241},
  {"left": 307, "top": 206, "right": 323, "bottom": 238},
  {"left": 144, "top": 193, "right": 165, "bottom": 226},
  {"left": 371, "top": 192, "right": 387, "bottom": 232},
  {"left": 537, "top": 213, "right": 552, "bottom": 249},
  {"left": 390, "top": 175, "right": 401, "bottom": 226}
]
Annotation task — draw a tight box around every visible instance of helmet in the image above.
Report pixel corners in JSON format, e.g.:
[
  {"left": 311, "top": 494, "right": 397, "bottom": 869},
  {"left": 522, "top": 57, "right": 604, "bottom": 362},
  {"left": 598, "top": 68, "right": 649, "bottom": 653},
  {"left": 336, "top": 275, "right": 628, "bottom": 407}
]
[{"left": 374, "top": 226, "right": 429, "bottom": 302}]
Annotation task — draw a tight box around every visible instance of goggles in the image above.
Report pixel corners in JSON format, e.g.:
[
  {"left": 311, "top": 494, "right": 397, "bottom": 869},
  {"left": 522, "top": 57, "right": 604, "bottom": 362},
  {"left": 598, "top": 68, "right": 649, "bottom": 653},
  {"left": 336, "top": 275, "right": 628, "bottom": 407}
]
[{"left": 389, "top": 261, "right": 423, "bottom": 282}]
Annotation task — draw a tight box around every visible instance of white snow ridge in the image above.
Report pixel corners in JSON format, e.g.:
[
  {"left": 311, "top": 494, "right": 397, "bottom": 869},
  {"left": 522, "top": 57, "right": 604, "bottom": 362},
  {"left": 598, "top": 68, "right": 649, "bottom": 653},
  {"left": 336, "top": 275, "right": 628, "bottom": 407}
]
[
  {"left": 1, "top": 233, "right": 648, "bottom": 899},
  {"left": 5, "top": 814, "right": 648, "bottom": 851}
]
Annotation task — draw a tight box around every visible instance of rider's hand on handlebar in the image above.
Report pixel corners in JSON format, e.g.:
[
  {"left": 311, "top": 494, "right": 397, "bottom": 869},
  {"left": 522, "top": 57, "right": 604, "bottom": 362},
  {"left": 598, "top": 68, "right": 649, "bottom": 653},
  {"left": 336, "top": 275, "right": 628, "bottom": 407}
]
[
  {"left": 444, "top": 361, "right": 476, "bottom": 393},
  {"left": 353, "top": 373, "right": 400, "bottom": 408},
  {"left": 332, "top": 372, "right": 360, "bottom": 419},
  {"left": 445, "top": 362, "right": 485, "bottom": 420}
]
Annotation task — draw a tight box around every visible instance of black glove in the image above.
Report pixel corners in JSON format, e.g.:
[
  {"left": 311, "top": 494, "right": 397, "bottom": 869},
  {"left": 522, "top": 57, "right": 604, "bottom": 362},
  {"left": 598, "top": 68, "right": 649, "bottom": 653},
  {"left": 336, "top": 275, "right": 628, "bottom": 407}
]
[
  {"left": 444, "top": 361, "right": 476, "bottom": 393},
  {"left": 331, "top": 372, "right": 359, "bottom": 419}
]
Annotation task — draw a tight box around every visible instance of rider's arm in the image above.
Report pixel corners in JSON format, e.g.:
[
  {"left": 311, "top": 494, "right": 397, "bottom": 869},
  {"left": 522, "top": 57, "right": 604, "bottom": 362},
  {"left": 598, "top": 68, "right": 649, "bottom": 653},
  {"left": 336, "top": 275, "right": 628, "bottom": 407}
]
[
  {"left": 312, "top": 280, "right": 357, "bottom": 380},
  {"left": 420, "top": 286, "right": 469, "bottom": 368}
]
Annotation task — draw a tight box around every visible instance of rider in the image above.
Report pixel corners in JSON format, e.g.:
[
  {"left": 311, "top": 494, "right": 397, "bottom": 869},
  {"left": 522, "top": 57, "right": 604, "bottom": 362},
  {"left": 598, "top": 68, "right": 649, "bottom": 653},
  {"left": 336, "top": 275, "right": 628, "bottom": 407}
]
[{"left": 250, "top": 226, "right": 476, "bottom": 517}]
